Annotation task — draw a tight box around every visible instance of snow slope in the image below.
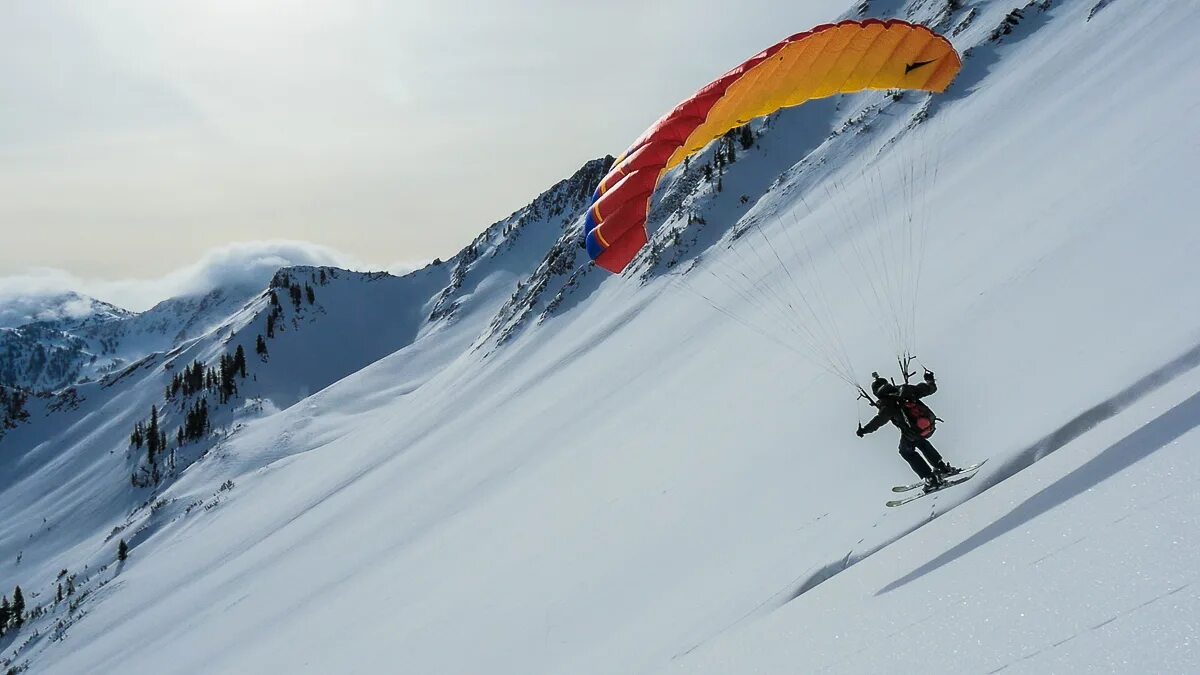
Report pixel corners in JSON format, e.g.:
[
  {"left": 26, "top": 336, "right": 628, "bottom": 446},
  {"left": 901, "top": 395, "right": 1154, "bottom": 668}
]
[
  {"left": 3, "top": 0, "right": 1200, "bottom": 673},
  {"left": 666, "top": 361, "right": 1200, "bottom": 674},
  {"left": 0, "top": 157, "right": 607, "bottom": 663}
]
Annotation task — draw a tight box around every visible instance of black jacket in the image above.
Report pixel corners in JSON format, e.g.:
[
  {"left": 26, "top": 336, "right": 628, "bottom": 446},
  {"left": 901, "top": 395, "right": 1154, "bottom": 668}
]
[{"left": 861, "top": 377, "right": 937, "bottom": 441}]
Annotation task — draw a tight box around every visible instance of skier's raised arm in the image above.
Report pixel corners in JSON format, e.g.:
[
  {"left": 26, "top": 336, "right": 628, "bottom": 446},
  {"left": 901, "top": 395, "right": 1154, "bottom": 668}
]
[{"left": 908, "top": 370, "right": 937, "bottom": 398}]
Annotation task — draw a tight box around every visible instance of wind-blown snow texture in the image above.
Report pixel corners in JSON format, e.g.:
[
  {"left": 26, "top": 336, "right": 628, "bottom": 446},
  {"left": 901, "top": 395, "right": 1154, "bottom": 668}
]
[{"left": 2, "top": 1, "right": 1199, "bottom": 673}]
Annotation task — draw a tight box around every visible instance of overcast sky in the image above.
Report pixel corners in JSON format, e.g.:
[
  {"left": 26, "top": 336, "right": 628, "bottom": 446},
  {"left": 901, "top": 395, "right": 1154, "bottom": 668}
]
[{"left": 1, "top": 0, "right": 850, "bottom": 302}]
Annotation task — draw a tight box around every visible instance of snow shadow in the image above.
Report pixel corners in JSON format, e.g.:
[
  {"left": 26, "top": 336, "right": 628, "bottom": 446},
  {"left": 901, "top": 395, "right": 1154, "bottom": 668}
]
[
  {"left": 878, "top": 387, "right": 1200, "bottom": 594},
  {"left": 974, "top": 339, "right": 1200, "bottom": 495},
  {"left": 787, "top": 338, "right": 1200, "bottom": 604}
]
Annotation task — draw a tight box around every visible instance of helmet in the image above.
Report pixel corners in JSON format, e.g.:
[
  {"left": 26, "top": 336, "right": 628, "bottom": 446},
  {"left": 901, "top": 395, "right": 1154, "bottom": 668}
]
[{"left": 871, "top": 375, "right": 897, "bottom": 398}]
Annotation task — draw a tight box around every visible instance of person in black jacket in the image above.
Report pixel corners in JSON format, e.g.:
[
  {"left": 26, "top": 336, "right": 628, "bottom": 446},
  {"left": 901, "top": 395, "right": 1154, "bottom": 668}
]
[{"left": 856, "top": 370, "right": 959, "bottom": 488}]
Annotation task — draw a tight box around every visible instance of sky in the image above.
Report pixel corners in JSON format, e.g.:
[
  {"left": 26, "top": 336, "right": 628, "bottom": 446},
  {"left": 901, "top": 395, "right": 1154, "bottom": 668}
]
[{"left": 0, "top": 0, "right": 850, "bottom": 309}]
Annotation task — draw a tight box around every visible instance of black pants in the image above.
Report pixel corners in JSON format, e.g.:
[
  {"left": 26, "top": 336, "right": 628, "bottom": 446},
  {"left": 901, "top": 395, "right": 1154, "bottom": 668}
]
[{"left": 899, "top": 436, "right": 950, "bottom": 479}]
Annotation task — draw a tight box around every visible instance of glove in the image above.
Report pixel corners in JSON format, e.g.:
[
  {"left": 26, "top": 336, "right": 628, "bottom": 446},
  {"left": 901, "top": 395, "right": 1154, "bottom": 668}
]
[
  {"left": 856, "top": 424, "right": 866, "bottom": 438},
  {"left": 923, "top": 370, "right": 936, "bottom": 383}
]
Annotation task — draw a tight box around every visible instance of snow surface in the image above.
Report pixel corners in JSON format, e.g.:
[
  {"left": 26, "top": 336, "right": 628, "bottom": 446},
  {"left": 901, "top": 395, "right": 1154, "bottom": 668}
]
[{"left": 2, "top": 0, "right": 1200, "bottom": 673}]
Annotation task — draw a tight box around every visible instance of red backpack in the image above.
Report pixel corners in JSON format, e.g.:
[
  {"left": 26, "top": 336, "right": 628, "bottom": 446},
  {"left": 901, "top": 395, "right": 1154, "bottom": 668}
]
[{"left": 901, "top": 398, "right": 938, "bottom": 438}]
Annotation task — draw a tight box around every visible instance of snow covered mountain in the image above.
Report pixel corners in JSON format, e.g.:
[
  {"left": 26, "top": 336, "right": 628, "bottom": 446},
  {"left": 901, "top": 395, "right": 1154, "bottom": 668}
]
[
  {"left": 0, "top": 292, "right": 134, "bottom": 391},
  {"left": 0, "top": 157, "right": 610, "bottom": 646},
  {"left": 2, "top": 0, "right": 1199, "bottom": 673},
  {"left": 0, "top": 284, "right": 265, "bottom": 393},
  {"left": 0, "top": 158, "right": 611, "bottom": 396},
  {"left": 0, "top": 292, "right": 131, "bottom": 331}
]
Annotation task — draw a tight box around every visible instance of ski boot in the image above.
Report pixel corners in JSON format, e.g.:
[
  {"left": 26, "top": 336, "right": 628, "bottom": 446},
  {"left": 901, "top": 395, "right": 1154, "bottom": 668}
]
[
  {"left": 922, "top": 473, "right": 945, "bottom": 493},
  {"left": 936, "top": 464, "right": 962, "bottom": 480}
]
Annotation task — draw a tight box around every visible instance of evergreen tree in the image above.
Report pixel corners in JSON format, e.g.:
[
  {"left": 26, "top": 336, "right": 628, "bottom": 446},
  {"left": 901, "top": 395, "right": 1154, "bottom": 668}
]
[
  {"left": 11, "top": 586, "right": 24, "bottom": 628},
  {"left": 147, "top": 406, "right": 161, "bottom": 462},
  {"left": 305, "top": 284, "right": 316, "bottom": 305},
  {"left": 0, "top": 388, "right": 28, "bottom": 426},
  {"left": 118, "top": 539, "right": 129, "bottom": 562},
  {"left": 703, "top": 163, "right": 713, "bottom": 181},
  {"left": 739, "top": 124, "right": 755, "bottom": 150},
  {"left": 56, "top": 583, "right": 63, "bottom": 604},
  {"left": 218, "top": 356, "right": 229, "bottom": 403},
  {"left": 192, "top": 361, "right": 206, "bottom": 395},
  {"left": 234, "top": 345, "right": 248, "bottom": 378},
  {"left": 218, "top": 355, "right": 238, "bottom": 403},
  {"left": 0, "top": 596, "right": 8, "bottom": 636},
  {"left": 256, "top": 335, "right": 269, "bottom": 357},
  {"left": 184, "top": 398, "right": 211, "bottom": 442},
  {"left": 267, "top": 311, "right": 277, "bottom": 338}
]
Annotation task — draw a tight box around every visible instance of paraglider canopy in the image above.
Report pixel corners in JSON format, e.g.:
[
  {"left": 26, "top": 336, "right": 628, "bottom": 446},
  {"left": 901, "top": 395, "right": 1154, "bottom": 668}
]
[{"left": 583, "top": 19, "right": 962, "bottom": 274}]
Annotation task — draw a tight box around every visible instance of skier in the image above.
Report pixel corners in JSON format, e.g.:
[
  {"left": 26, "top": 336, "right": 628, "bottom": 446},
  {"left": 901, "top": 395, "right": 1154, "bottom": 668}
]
[{"left": 856, "top": 369, "right": 960, "bottom": 491}]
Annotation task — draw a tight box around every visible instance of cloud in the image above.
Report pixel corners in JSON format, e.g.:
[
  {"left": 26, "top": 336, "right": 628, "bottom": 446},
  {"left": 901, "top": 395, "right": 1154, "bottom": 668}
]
[
  {"left": 47, "top": 296, "right": 99, "bottom": 322},
  {"left": 137, "top": 240, "right": 365, "bottom": 306},
  {"left": 386, "top": 258, "right": 435, "bottom": 277},
  {"left": 0, "top": 293, "right": 106, "bottom": 329},
  {"left": 0, "top": 241, "right": 364, "bottom": 324},
  {"left": 0, "top": 269, "right": 85, "bottom": 327}
]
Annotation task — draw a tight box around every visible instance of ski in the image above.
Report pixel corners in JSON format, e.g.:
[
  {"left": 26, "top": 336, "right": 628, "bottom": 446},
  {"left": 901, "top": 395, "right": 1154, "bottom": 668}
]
[
  {"left": 891, "top": 459, "right": 988, "bottom": 493},
  {"left": 886, "top": 470, "right": 981, "bottom": 507}
]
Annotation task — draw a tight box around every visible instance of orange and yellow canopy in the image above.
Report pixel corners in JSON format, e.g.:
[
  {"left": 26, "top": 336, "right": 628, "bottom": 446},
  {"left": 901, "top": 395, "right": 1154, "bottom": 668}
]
[{"left": 583, "top": 19, "right": 962, "bottom": 274}]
